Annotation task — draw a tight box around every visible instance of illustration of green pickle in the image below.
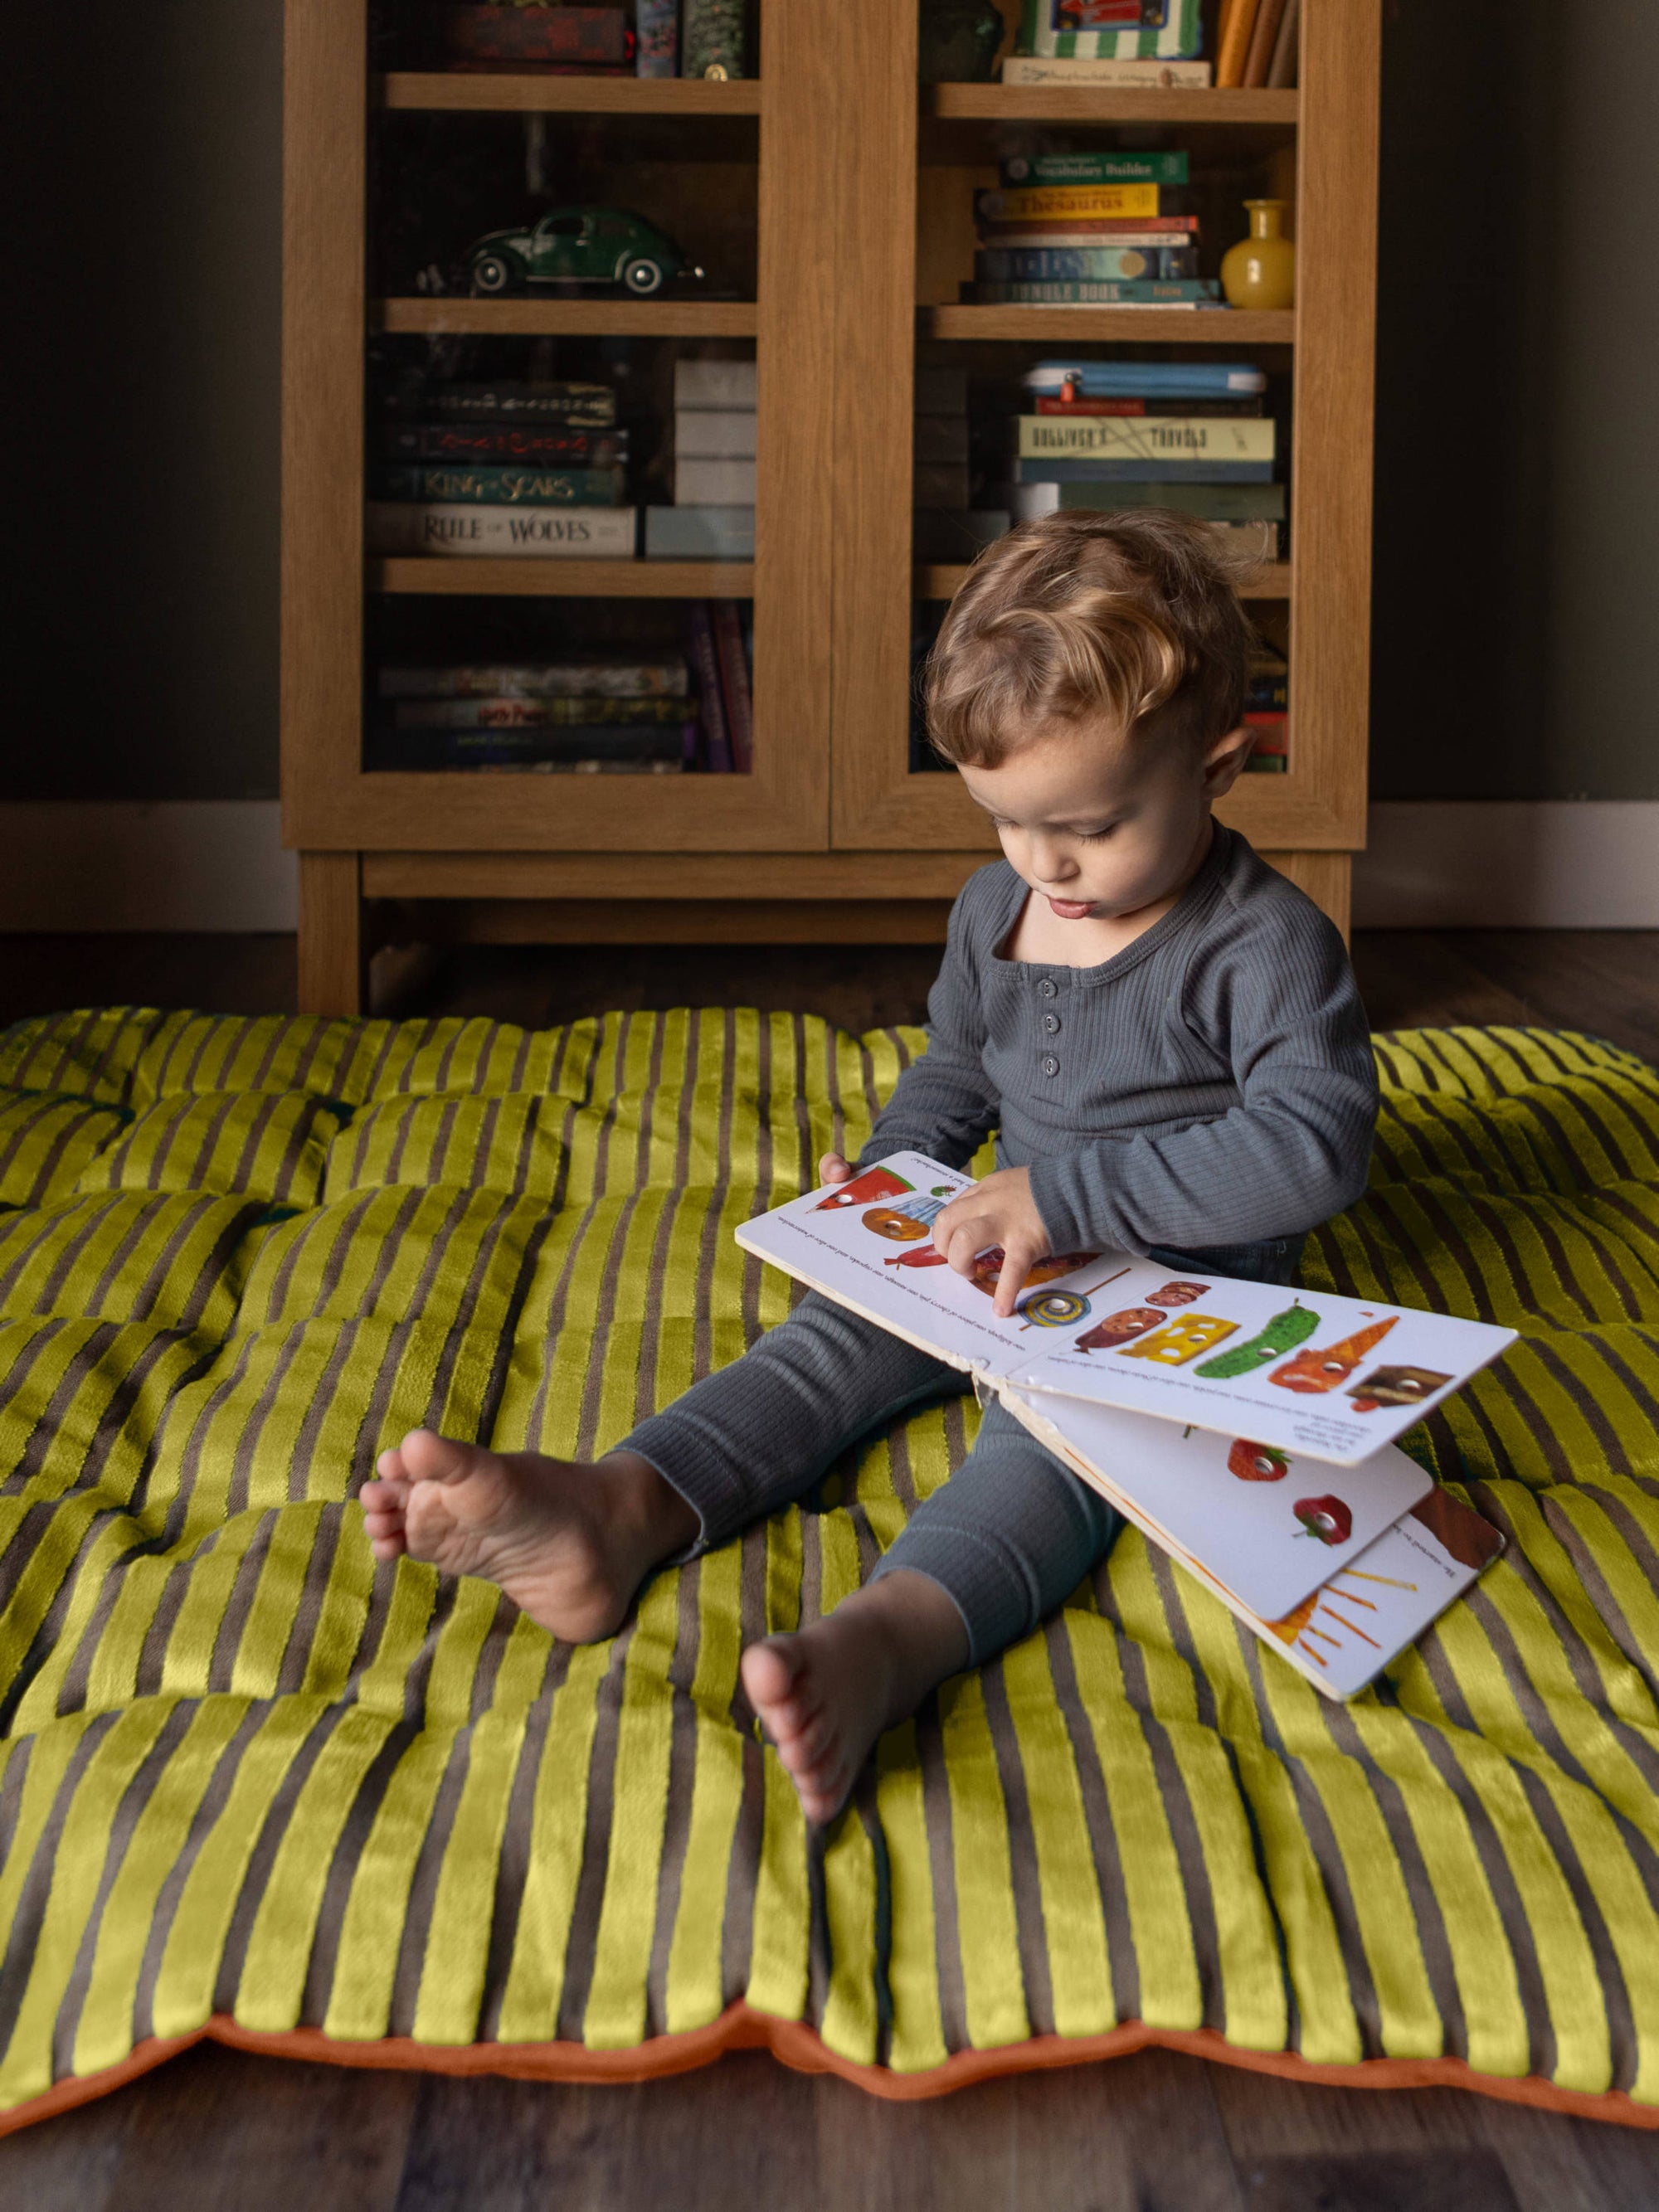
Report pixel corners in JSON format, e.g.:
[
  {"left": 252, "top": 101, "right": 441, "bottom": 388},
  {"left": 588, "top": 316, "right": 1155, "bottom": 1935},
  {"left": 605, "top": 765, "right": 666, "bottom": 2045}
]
[{"left": 1194, "top": 1302, "right": 1319, "bottom": 1378}]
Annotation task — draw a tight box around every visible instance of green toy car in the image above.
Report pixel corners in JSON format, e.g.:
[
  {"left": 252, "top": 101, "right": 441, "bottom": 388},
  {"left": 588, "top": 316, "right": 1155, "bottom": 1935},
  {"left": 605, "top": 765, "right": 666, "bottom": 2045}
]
[{"left": 465, "top": 206, "right": 703, "bottom": 298}]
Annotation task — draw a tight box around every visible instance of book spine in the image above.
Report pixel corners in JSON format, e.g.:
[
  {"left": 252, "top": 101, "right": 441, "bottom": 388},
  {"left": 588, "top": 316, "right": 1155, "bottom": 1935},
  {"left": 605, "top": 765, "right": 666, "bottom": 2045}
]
[
  {"left": 1015, "top": 416, "right": 1274, "bottom": 460},
  {"left": 674, "top": 359, "right": 758, "bottom": 409},
  {"left": 635, "top": 0, "right": 678, "bottom": 77},
  {"left": 685, "top": 604, "right": 732, "bottom": 771},
  {"left": 711, "top": 600, "right": 753, "bottom": 774},
  {"left": 392, "top": 696, "right": 693, "bottom": 731},
  {"left": 1011, "top": 457, "right": 1273, "bottom": 484},
  {"left": 385, "top": 730, "right": 690, "bottom": 767},
  {"left": 999, "top": 150, "right": 1190, "bottom": 187},
  {"left": 1215, "top": 0, "right": 1259, "bottom": 85},
  {"left": 673, "top": 409, "right": 757, "bottom": 459},
  {"left": 998, "top": 56, "right": 1212, "bottom": 85},
  {"left": 1267, "top": 0, "right": 1300, "bottom": 86},
  {"left": 1028, "top": 362, "right": 1266, "bottom": 396},
  {"left": 1034, "top": 395, "right": 1264, "bottom": 417},
  {"left": 366, "top": 504, "right": 639, "bottom": 557},
  {"left": 977, "top": 246, "right": 1197, "bottom": 282},
  {"left": 978, "top": 216, "right": 1198, "bottom": 240},
  {"left": 378, "top": 661, "right": 688, "bottom": 700},
  {"left": 971, "top": 279, "right": 1219, "bottom": 304},
  {"left": 380, "top": 424, "right": 628, "bottom": 467},
  {"left": 975, "top": 182, "right": 1160, "bottom": 222},
  {"left": 681, "top": 0, "right": 743, "bottom": 77},
  {"left": 442, "top": 4, "right": 632, "bottom": 64},
  {"left": 673, "top": 458, "right": 757, "bottom": 505},
  {"left": 374, "top": 465, "right": 626, "bottom": 507},
  {"left": 416, "top": 387, "right": 616, "bottom": 426},
  {"left": 1243, "top": 0, "right": 1288, "bottom": 87},
  {"left": 998, "top": 481, "right": 1286, "bottom": 520}
]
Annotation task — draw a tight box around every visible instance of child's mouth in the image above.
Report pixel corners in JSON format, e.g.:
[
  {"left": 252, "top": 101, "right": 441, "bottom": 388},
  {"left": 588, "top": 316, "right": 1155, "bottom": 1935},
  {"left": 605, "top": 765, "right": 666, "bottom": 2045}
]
[{"left": 1048, "top": 897, "right": 1093, "bottom": 920}]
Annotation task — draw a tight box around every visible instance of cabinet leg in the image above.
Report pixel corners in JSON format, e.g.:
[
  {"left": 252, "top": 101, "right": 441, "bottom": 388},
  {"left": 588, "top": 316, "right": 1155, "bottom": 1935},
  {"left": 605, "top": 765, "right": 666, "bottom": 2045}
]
[{"left": 297, "top": 851, "right": 365, "bottom": 1015}]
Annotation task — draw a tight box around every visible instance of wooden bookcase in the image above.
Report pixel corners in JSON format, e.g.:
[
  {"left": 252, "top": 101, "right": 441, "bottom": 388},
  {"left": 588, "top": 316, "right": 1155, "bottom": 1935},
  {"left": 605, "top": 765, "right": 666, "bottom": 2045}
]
[{"left": 282, "top": 0, "right": 1379, "bottom": 1013}]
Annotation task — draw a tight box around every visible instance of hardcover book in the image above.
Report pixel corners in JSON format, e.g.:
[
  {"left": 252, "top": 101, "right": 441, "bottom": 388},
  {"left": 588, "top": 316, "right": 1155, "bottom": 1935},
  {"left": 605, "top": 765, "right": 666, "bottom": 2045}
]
[
  {"left": 378, "top": 659, "right": 687, "bottom": 700},
  {"left": 1000, "top": 56, "right": 1213, "bottom": 85},
  {"left": 1014, "top": 416, "right": 1275, "bottom": 461},
  {"left": 366, "top": 503, "right": 637, "bottom": 557},
  {"left": 1024, "top": 359, "right": 1267, "bottom": 396},
  {"left": 976, "top": 246, "right": 1199, "bottom": 282},
  {"left": 380, "top": 424, "right": 628, "bottom": 468},
  {"left": 1000, "top": 150, "right": 1190, "bottom": 187},
  {"left": 976, "top": 183, "right": 1162, "bottom": 224},
  {"left": 1016, "top": 0, "right": 1204, "bottom": 61},
  {"left": 736, "top": 1153, "right": 1513, "bottom": 1697},
  {"left": 373, "top": 464, "right": 627, "bottom": 508},
  {"left": 996, "top": 479, "right": 1285, "bottom": 520},
  {"left": 391, "top": 382, "right": 617, "bottom": 427}
]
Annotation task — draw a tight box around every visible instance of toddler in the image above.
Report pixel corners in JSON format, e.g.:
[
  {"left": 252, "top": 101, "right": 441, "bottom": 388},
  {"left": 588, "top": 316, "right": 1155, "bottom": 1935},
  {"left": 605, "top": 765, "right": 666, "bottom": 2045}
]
[{"left": 360, "top": 511, "right": 1378, "bottom": 1824}]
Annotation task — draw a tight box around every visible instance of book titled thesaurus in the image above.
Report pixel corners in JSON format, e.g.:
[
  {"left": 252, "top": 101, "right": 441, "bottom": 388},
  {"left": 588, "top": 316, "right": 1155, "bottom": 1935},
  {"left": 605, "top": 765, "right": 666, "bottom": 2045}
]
[{"left": 736, "top": 1152, "right": 1512, "bottom": 1696}]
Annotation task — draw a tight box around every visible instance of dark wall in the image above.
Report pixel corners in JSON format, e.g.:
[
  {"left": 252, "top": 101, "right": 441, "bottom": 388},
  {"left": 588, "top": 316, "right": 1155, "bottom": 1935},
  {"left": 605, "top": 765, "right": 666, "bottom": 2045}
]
[{"left": 4, "top": 1, "right": 1656, "bottom": 803}]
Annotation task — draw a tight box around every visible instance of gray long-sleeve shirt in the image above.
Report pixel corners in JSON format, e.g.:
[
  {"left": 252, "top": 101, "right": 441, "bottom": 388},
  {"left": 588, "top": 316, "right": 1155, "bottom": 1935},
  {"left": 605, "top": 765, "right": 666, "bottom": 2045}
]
[{"left": 859, "top": 824, "right": 1377, "bottom": 1255}]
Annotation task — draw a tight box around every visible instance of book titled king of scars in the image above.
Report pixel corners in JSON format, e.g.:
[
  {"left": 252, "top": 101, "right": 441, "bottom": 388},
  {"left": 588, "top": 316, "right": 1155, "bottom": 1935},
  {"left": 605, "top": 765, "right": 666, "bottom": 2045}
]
[{"left": 734, "top": 1152, "right": 1515, "bottom": 1469}]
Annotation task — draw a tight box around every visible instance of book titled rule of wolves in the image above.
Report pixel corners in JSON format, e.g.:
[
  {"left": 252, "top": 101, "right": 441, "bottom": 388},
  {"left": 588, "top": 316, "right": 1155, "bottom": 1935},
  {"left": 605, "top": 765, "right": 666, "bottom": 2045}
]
[{"left": 737, "top": 1152, "right": 1511, "bottom": 1697}]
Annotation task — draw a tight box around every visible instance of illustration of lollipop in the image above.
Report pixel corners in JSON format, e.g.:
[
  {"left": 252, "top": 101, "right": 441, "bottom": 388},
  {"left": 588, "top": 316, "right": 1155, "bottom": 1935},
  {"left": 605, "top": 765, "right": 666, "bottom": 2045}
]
[{"left": 1012, "top": 1262, "right": 1130, "bottom": 1329}]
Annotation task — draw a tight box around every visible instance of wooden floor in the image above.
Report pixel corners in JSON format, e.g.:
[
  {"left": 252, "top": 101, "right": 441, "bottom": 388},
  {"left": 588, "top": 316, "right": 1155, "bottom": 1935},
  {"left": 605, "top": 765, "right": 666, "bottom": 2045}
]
[{"left": 1, "top": 926, "right": 1657, "bottom": 2210}]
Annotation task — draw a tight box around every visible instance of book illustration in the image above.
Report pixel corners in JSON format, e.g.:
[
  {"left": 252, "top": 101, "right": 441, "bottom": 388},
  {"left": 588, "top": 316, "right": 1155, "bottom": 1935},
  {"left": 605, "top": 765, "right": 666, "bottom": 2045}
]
[
  {"left": 814, "top": 1164, "right": 916, "bottom": 1210},
  {"left": 1229, "top": 1440, "right": 1289, "bottom": 1481},
  {"left": 965, "top": 1248, "right": 1102, "bottom": 1301},
  {"left": 1195, "top": 1301, "right": 1318, "bottom": 1377},
  {"left": 735, "top": 1151, "right": 1516, "bottom": 1467},
  {"left": 1348, "top": 1365, "right": 1452, "bottom": 1412},
  {"left": 1408, "top": 1485, "right": 1504, "bottom": 1572},
  {"left": 1270, "top": 1316, "right": 1398, "bottom": 1394},
  {"left": 1293, "top": 1495, "right": 1354, "bottom": 1546},
  {"left": 1075, "top": 1305, "right": 1166, "bottom": 1350},
  {"left": 1117, "top": 1314, "right": 1238, "bottom": 1365}
]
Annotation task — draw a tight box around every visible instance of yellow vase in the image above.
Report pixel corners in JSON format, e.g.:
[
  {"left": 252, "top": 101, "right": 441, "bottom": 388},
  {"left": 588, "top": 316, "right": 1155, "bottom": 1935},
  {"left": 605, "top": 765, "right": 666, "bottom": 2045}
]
[{"left": 1220, "top": 198, "right": 1296, "bottom": 310}]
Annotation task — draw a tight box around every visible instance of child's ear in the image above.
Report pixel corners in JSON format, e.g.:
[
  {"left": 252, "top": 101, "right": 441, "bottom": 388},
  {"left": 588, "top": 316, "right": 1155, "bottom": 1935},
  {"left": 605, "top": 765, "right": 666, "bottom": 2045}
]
[{"left": 1202, "top": 724, "right": 1256, "bottom": 799}]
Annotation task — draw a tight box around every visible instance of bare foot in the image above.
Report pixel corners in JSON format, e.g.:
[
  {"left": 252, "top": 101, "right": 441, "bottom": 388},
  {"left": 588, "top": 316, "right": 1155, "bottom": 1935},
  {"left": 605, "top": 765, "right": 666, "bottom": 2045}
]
[
  {"left": 359, "top": 1431, "right": 698, "bottom": 1643},
  {"left": 739, "top": 1571, "right": 970, "bottom": 1826}
]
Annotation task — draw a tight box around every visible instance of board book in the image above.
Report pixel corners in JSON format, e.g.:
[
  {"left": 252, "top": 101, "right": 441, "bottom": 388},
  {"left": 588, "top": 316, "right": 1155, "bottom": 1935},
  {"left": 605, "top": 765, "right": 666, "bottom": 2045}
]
[{"left": 735, "top": 1150, "right": 1513, "bottom": 1697}]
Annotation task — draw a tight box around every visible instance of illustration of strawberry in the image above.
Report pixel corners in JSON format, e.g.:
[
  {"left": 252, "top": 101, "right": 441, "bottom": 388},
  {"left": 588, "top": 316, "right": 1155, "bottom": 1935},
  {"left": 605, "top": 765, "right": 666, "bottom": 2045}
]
[
  {"left": 1228, "top": 1439, "right": 1290, "bottom": 1483},
  {"left": 1293, "top": 1495, "right": 1354, "bottom": 1545}
]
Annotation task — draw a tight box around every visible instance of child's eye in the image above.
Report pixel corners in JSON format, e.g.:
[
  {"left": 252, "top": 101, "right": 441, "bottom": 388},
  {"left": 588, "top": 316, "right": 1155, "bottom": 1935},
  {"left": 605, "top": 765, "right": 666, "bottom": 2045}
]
[{"left": 1077, "top": 826, "right": 1117, "bottom": 843}]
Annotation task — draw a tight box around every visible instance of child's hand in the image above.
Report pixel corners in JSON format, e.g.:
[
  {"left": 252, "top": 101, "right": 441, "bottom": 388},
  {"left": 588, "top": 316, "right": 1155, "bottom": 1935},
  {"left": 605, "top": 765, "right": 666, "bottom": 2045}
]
[
  {"left": 932, "top": 1166, "right": 1050, "bottom": 1318},
  {"left": 818, "top": 1152, "right": 854, "bottom": 1185}
]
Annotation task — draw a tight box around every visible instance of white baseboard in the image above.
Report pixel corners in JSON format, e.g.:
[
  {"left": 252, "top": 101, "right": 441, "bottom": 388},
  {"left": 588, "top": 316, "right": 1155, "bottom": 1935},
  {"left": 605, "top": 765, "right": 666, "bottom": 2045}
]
[
  {"left": 0, "top": 803, "right": 297, "bottom": 931},
  {"left": 0, "top": 798, "right": 1654, "bottom": 933},
  {"left": 1354, "top": 802, "right": 1659, "bottom": 928}
]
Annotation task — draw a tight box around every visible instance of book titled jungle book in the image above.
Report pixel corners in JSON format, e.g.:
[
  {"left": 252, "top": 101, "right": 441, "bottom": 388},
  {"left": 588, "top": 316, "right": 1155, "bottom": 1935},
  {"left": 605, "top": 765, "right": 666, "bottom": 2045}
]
[{"left": 737, "top": 1152, "right": 1511, "bottom": 1697}]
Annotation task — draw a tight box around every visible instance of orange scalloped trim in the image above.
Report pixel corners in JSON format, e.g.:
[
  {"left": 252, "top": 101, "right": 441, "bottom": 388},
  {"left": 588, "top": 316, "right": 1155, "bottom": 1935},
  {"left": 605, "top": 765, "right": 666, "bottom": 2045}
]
[{"left": 4, "top": 2005, "right": 1659, "bottom": 2138}]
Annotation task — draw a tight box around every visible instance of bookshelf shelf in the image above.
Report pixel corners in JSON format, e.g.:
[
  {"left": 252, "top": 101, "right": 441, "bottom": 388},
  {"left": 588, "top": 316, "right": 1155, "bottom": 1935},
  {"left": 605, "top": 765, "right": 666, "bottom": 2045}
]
[
  {"left": 378, "top": 72, "right": 765, "bottom": 114},
  {"left": 925, "top": 85, "right": 1298, "bottom": 124},
  {"left": 922, "top": 304, "right": 1296, "bottom": 344},
  {"left": 369, "top": 558, "right": 757, "bottom": 599},
  {"left": 915, "top": 562, "right": 1291, "bottom": 602},
  {"left": 377, "top": 298, "right": 760, "bottom": 338}
]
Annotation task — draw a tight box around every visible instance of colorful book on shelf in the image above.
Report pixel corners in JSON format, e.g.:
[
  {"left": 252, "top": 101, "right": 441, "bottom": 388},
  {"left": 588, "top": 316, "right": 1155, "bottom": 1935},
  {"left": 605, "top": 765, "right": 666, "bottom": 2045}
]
[
  {"left": 1011, "top": 457, "right": 1272, "bottom": 484},
  {"left": 1015, "top": 0, "right": 1204, "bottom": 62},
  {"left": 381, "top": 424, "right": 628, "bottom": 468},
  {"left": 1014, "top": 416, "right": 1275, "bottom": 463},
  {"left": 976, "top": 246, "right": 1199, "bottom": 282},
  {"left": 1243, "top": 0, "right": 1290, "bottom": 85},
  {"left": 635, "top": 0, "right": 677, "bottom": 76},
  {"left": 736, "top": 1151, "right": 1512, "bottom": 1699},
  {"left": 674, "top": 357, "right": 757, "bottom": 410},
  {"left": 388, "top": 382, "right": 617, "bottom": 427},
  {"left": 681, "top": 0, "right": 745, "bottom": 79},
  {"left": 378, "top": 659, "right": 688, "bottom": 702},
  {"left": 975, "top": 183, "right": 1161, "bottom": 225},
  {"left": 712, "top": 600, "right": 754, "bottom": 774},
  {"left": 1034, "top": 394, "right": 1264, "bottom": 416},
  {"left": 366, "top": 504, "right": 638, "bottom": 557},
  {"left": 1000, "top": 55, "right": 1213, "bottom": 85},
  {"left": 685, "top": 602, "right": 732, "bottom": 772},
  {"left": 1214, "top": 0, "right": 1261, "bottom": 85},
  {"left": 1024, "top": 359, "right": 1267, "bottom": 397},
  {"left": 372, "top": 464, "right": 627, "bottom": 508},
  {"left": 441, "top": 3, "right": 634, "bottom": 66},
  {"left": 1245, "top": 712, "right": 1288, "bottom": 771},
  {"left": 377, "top": 726, "right": 690, "bottom": 769},
  {"left": 995, "top": 479, "right": 1285, "bottom": 521},
  {"left": 969, "top": 279, "right": 1223, "bottom": 306},
  {"left": 1000, "top": 150, "right": 1190, "bottom": 187},
  {"left": 979, "top": 216, "right": 1199, "bottom": 243}
]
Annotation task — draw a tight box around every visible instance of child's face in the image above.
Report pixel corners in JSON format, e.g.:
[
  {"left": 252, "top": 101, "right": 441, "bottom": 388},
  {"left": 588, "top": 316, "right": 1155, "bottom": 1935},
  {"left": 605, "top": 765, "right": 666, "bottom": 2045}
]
[{"left": 956, "top": 717, "right": 1250, "bottom": 923}]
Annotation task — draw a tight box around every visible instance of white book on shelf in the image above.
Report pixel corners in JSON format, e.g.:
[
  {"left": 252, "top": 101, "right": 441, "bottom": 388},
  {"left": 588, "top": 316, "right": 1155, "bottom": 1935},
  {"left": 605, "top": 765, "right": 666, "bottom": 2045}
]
[
  {"left": 367, "top": 503, "right": 637, "bottom": 557},
  {"left": 674, "top": 357, "right": 757, "bottom": 410},
  {"left": 674, "top": 457, "right": 758, "bottom": 505},
  {"left": 674, "top": 409, "right": 758, "bottom": 459}
]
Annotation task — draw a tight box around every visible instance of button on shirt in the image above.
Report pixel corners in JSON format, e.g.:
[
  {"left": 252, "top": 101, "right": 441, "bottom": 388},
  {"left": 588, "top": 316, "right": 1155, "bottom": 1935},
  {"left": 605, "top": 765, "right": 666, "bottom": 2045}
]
[{"left": 854, "top": 826, "right": 1378, "bottom": 1257}]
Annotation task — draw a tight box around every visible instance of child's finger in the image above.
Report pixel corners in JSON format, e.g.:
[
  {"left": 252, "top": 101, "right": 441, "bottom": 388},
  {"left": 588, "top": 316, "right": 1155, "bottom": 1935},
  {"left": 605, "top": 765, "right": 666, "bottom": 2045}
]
[
  {"left": 993, "top": 1241, "right": 1040, "bottom": 1317},
  {"left": 818, "top": 1153, "right": 851, "bottom": 1184}
]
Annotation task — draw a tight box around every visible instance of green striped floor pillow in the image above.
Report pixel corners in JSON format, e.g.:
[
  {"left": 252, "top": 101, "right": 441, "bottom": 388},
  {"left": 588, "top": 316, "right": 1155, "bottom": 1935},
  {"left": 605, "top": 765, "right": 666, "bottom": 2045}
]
[{"left": 0, "top": 1009, "right": 1657, "bottom": 2132}]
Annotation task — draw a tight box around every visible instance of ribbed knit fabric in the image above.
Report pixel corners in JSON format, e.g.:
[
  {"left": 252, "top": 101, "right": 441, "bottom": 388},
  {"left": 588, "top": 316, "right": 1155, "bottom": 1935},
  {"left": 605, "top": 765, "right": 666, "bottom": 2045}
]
[{"left": 858, "top": 824, "right": 1378, "bottom": 1257}]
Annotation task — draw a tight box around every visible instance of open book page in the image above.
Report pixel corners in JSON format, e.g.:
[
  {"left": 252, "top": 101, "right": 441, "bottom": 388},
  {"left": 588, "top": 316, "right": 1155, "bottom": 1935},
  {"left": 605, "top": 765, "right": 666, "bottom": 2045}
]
[
  {"left": 736, "top": 1150, "right": 1516, "bottom": 1468},
  {"left": 1000, "top": 1388, "right": 1503, "bottom": 1699},
  {"left": 989, "top": 1389, "right": 1431, "bottom": 1621}
]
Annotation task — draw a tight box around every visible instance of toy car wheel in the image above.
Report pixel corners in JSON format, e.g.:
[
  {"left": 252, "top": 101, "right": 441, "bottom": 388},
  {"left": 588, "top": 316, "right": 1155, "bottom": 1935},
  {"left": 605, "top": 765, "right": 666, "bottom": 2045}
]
[
  {"left": 470, "top": 253, "right": 518, "bottom": 297},
  {"left": 620, "top": 257, "right": 665, "bottom": 296}
]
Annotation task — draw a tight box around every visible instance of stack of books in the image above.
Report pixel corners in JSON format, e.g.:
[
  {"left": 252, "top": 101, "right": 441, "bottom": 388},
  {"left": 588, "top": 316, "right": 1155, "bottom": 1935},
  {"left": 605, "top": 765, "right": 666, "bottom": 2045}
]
[
  {"left": 1246, "top": 643, "right": 1288, "bottom": 772},
  {"left": 369, "top": 656, "right": 694, "bottom": 774},
  {"left": 986, "top": 359, "right": 1284, "bottom": 557},
  {"left": 968, "top": 153, "right": 1222, "bottom": 311},
  {"left": 684, "top": 600, "right": 754, "bottom": 771},
  {"left": 645, "top": 358, "right": 757, "bottom": 561},
  {"left": 367, "top": 381, "right": 636, "bottom": 558},
  {"left": 912, "top": 367, "right": 1010, "bottom": 565},
  {"left": 1000, "top": 0, "right": 1211, "bottom": 87},
  {"left": 1214, "top": 0, "right": 1301, "bottom": 89}
]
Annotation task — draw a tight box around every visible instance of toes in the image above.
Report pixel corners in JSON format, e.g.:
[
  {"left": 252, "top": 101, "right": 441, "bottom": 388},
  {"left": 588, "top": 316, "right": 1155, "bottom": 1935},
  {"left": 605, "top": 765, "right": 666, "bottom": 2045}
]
[
  {"left": 741, "top": 1636, "right": 808, "bottom": 1714},
  {"left": 397, "top": 1429, "right": 490, "bottom": 1488}
]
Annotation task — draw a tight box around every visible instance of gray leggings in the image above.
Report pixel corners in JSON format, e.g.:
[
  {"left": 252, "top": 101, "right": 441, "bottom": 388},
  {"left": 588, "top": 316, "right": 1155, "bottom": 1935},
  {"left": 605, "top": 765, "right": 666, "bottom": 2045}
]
[{"left": 620, "top": 1235, "right": 1305, "bottom": 1667}]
